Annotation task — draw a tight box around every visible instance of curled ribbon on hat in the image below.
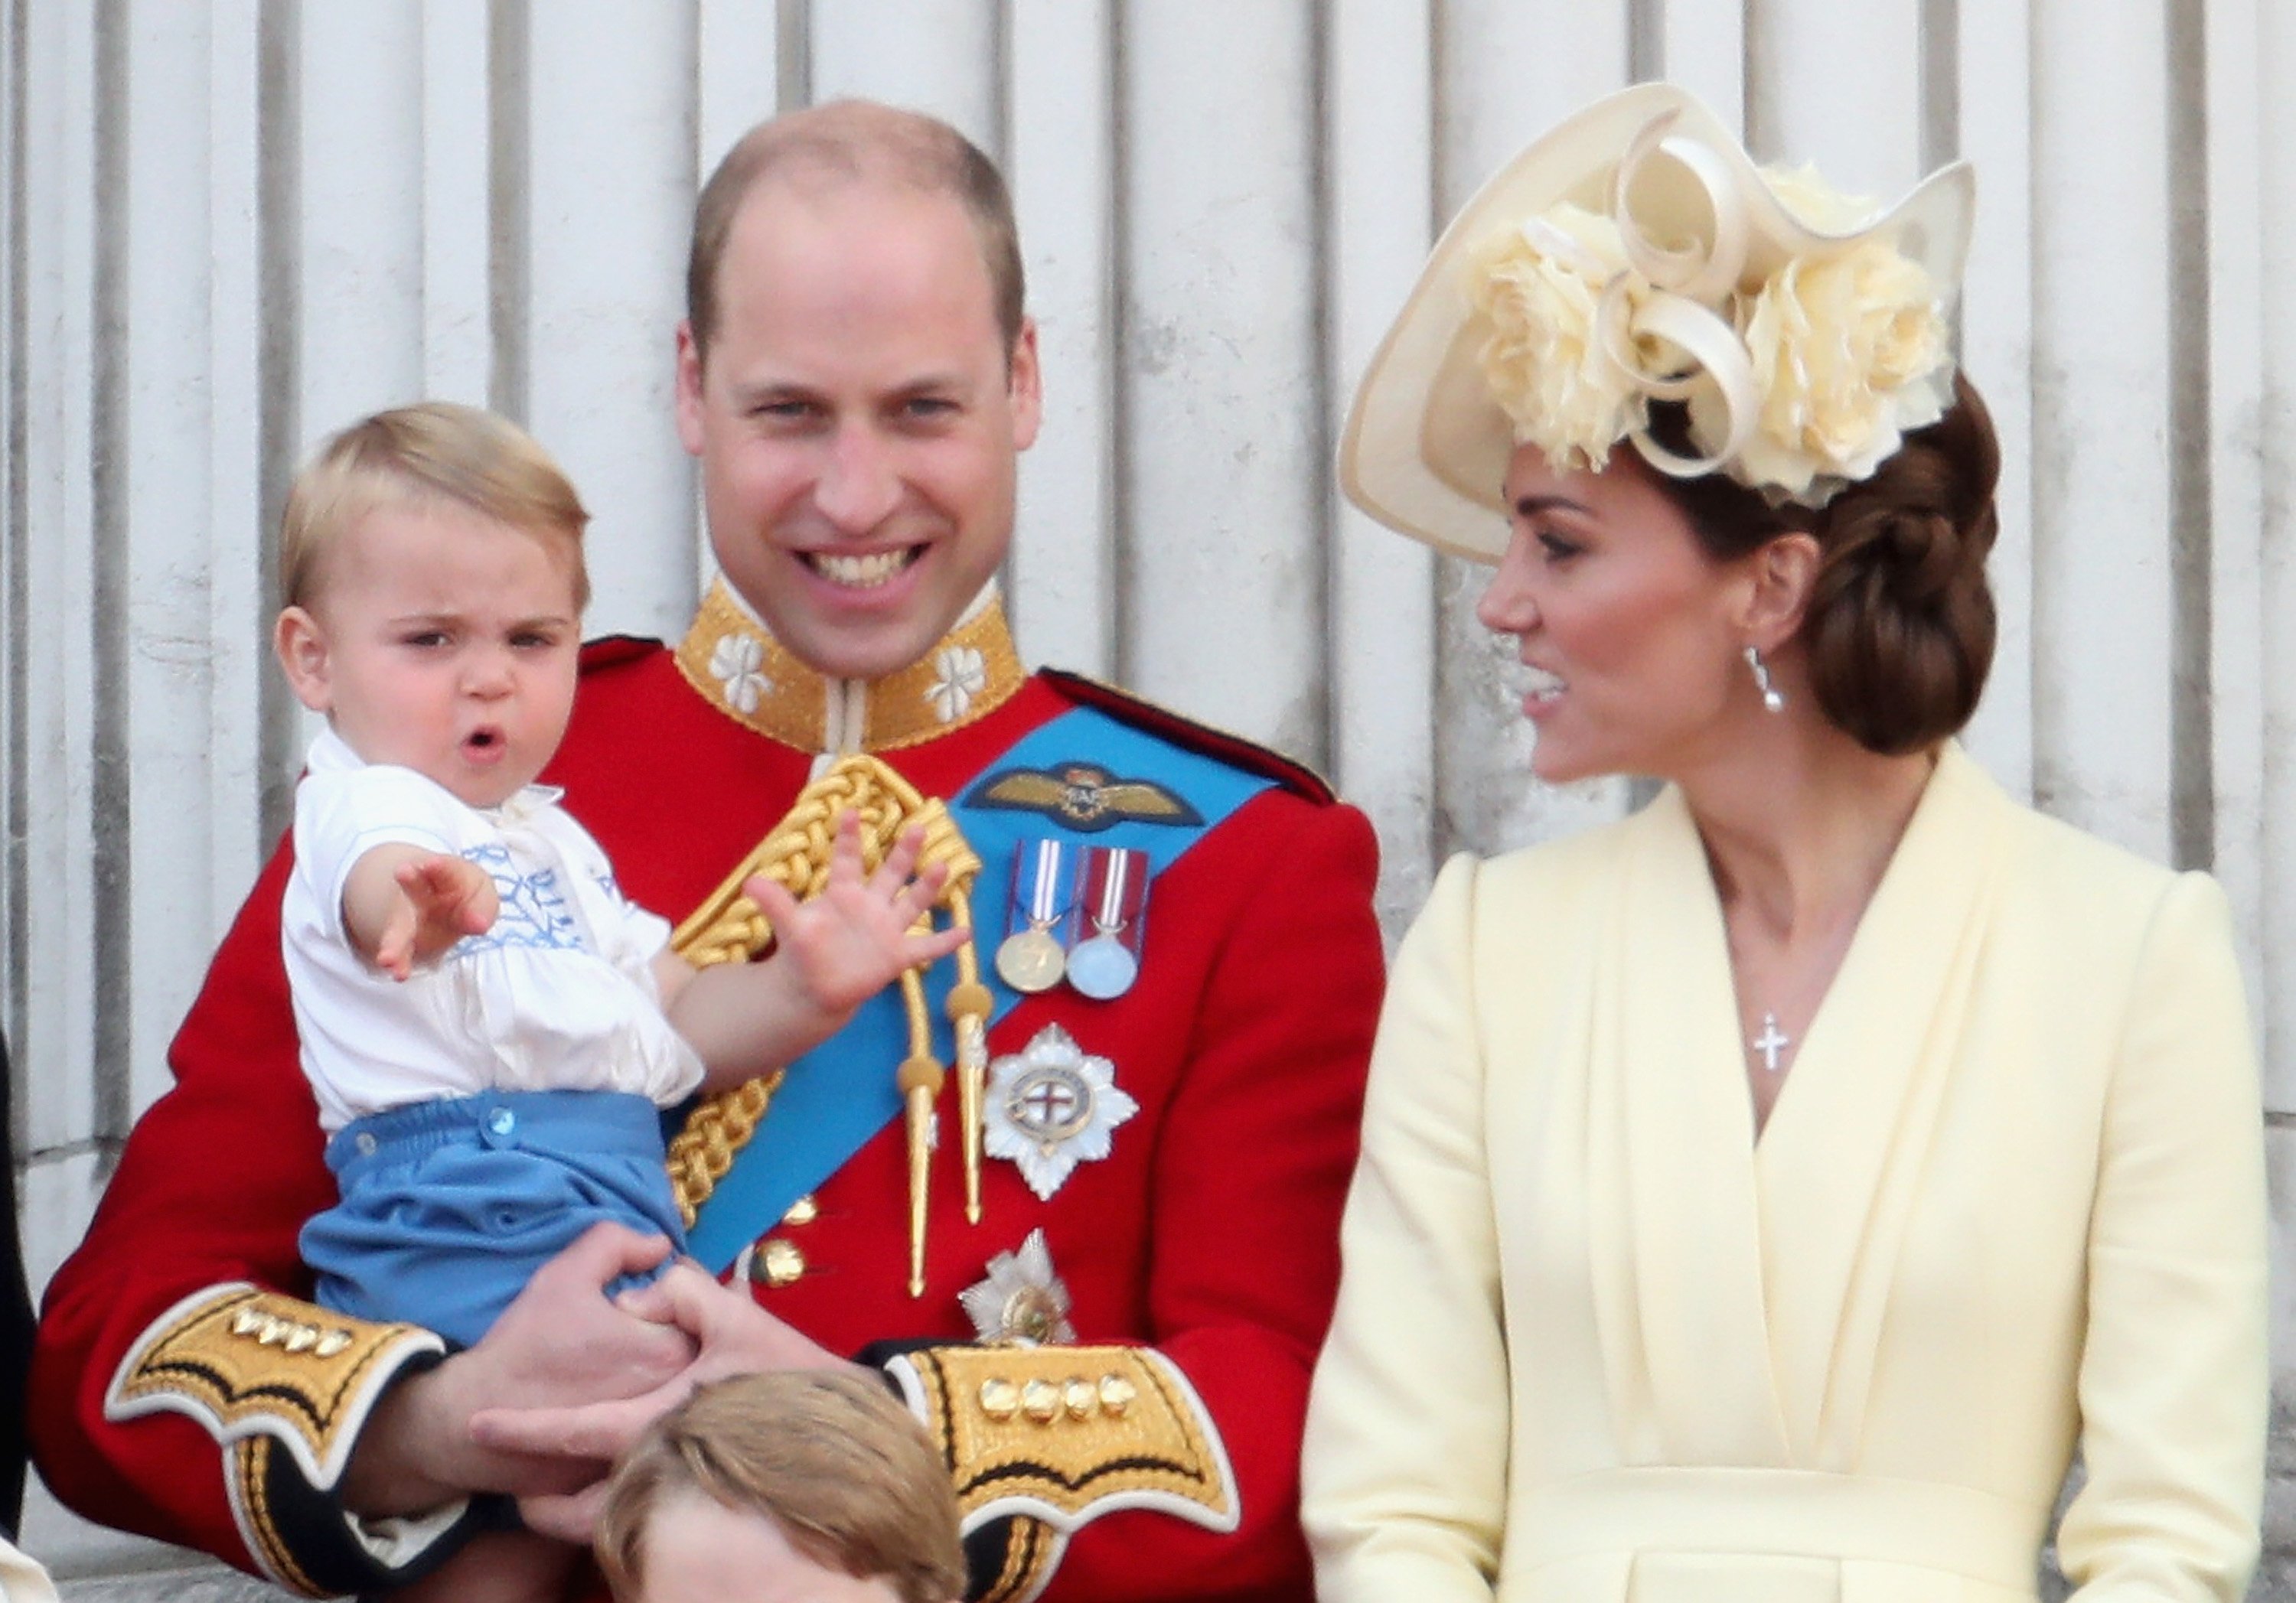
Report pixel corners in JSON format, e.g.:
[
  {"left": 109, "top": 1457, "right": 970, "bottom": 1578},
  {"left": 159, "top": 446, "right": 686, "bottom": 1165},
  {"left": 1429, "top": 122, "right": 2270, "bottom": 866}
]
[
  {"left": 1466, "top": 107, "right": 1955, "bottom": 507},
  {"left": 1602, "top": 113, "right": 1761, "bottom": 480}
]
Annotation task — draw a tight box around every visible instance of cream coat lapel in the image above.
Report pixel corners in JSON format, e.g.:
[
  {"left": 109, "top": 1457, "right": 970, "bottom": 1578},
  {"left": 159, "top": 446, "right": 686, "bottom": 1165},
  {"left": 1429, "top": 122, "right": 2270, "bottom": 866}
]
[
  {"left": 1606, "top": 787, "right": 1792, "bottom": 1466},
  {"left": 1753, "top": 746, "right": 2011, "bottom": 1466}
]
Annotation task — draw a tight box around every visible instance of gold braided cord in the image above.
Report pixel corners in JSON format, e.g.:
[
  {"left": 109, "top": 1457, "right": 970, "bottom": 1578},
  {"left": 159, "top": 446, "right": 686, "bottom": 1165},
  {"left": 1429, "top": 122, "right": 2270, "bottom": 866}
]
[{"left": 665, "top": 754, "right": 982, "bottom": 1227}]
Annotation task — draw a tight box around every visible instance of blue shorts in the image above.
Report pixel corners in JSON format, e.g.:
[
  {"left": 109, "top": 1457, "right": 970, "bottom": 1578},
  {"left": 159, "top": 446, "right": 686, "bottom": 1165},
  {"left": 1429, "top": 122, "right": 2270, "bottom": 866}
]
[{"left": 300, "top": 1089, "right": 685, "bottom": 1349}]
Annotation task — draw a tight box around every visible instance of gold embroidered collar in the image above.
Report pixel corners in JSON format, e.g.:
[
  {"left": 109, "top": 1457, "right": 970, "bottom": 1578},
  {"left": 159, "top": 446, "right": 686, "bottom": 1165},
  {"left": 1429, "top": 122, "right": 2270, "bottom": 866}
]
[{"left": 673, "top": 578, "right": 1027, "bottom": 753}]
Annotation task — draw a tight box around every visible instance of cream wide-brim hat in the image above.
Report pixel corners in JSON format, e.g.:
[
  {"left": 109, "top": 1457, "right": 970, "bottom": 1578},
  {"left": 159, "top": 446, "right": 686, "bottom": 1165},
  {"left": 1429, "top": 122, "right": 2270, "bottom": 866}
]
[{"left": 1338, "top": 82, "right": 1976, "bottom": 562}]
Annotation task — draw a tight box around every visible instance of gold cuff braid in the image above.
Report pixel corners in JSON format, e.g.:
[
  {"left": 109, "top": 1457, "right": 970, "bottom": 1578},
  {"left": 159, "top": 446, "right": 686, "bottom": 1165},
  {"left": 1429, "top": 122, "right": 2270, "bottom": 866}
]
[
  {"left": 893, "top": 1346, "right": 1240, "bottom": 1535},
  {"left": 977, "top": 1513, "right": 1062, "bottom": 1603},
  {"left": 230, "top": 1435, "right": 325, "bottom": 1597},
  {"left": 104, "top": 1285, "right": 442, "bottom": 1497}
]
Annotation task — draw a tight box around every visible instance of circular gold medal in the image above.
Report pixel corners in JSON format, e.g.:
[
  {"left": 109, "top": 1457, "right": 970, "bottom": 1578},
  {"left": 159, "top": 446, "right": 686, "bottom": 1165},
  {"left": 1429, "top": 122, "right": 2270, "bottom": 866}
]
[{"left": 996, "top": 925, "right": 1067, "bottom": 993}]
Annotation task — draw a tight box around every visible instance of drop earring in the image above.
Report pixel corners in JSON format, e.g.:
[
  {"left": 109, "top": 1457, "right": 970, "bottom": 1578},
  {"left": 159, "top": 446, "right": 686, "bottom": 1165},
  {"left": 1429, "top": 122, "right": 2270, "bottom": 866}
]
[{"left": 1744, "top": 645, "right": 1786, "bottom": 714}]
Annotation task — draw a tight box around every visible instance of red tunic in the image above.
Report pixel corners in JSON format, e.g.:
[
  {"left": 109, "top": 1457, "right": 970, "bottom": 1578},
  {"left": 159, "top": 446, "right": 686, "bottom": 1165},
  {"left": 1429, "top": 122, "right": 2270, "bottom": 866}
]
[{"left": 32, "top": 609, "right": 1384, "bottom": 1603}]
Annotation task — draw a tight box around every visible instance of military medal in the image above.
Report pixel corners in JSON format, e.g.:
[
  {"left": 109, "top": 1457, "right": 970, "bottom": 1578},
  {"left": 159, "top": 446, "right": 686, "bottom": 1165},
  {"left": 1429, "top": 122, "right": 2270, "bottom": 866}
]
[
  {"left": 959, "top": 1227, "right": 1077, "bottom": 1346},
  {"left": 983, "top": 1024, "right": 1138, "bottom": 1200},
  {"left": 996, "top": 837, "right": 1075, "bottom": 993},
  {"left": 1066, "top": 845, "right": 1149, "bottom": 1000}
]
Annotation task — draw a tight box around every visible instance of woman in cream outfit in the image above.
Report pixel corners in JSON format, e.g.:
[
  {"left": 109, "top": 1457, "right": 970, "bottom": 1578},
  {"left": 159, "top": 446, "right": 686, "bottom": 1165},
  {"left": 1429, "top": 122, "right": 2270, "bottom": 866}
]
[{"left": 1302, "top": 84, "right": 2267, "bottom": 1603}]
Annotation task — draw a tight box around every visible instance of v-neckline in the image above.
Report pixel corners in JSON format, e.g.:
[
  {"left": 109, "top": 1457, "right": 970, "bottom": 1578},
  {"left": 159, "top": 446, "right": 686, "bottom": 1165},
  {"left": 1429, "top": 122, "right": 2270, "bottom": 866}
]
[
  {"left": 1686, "top": 756, "right": 1949, "bottom": 1154},
  {"left": 1601, "top": 746, "right": 2012, "bottom": 1464}
]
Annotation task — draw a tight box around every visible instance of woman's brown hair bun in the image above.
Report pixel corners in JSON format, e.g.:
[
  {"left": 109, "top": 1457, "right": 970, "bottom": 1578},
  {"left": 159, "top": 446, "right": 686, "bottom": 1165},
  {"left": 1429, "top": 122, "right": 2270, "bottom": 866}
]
[
  {"left": 1799, "top": 374, "right": 2000, "bottom": 754},
  {"left": 1643, "top": 373, "right": 2001, "bottom": 756}
]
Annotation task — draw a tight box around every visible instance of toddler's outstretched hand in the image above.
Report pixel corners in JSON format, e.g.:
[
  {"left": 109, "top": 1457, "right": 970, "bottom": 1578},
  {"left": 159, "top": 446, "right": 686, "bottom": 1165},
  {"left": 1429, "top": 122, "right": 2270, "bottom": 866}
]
[
  {"left": 375, "top": 852, "right": 500, "bottom": 980},
  {"left": 743, "top": 812, "right": 967, "bottom": 1021}
]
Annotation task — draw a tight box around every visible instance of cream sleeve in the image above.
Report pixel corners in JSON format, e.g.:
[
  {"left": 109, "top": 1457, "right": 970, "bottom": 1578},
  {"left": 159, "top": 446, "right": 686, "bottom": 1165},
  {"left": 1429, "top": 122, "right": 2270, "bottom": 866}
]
[
  {"left": 1303, "top": 853, "right": 1508, "bottom": 1601},
  {"left": 2057, "top": 871, "right": 2269, "bottom": 1601}
]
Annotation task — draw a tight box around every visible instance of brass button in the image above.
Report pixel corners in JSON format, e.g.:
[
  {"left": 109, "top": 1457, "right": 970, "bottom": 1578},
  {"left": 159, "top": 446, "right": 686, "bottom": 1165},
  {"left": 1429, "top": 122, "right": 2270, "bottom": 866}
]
[
  {"left": 1021, "top": 1379, "right": 1061, "bottom": 1423},
  {"left": 781, "top": 1194, "right": 820, "bottom": 1227},
  {"left": 750, "top": 1238, "right": 807, "bottom": 1288},
  {"left": 1062, "top": 1377, "right": 1097, "bottom": 1419},
  {"left": 1098, "top": 1374, "right": 1137, "bottom": 1416},
  {"left": 978, "top": 1377, "right": 1020, "bottom": 1420}
]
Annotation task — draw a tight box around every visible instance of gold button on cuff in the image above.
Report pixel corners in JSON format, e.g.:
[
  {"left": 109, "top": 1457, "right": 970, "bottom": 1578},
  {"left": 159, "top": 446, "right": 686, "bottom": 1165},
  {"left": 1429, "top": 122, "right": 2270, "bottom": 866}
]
[
  {"left": 751, "top": 1238, "right": 807, "bottom": 1288},
  {"left": 978, "top": 1377, "right": 1021, "bottom": 1420},
  {"left": 1062, "top": 1377, "right": 1097, "bottom": 1419},
  {"left": 1021, "top": 1379, "right": 1061, "bottom": 1423},
  {"left": 781, "top": 1194, "right": 820, "bottom": 1227},
  {"left": 1098, "top": 1373, "right": 1137, "bottom": 1416}
]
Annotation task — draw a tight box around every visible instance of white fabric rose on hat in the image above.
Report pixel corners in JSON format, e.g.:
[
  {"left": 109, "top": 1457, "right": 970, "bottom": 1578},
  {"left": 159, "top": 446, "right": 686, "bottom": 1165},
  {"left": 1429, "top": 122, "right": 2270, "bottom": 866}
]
[
  {"left": 1760, "top": 162, "right": 1882, "bottom": 233},
  {"left": 1726, "top": 238, "right": 1950, "bottom": 500},
  {"left": 1469, "top": 206, "right": 1663, "bottom": 474}
]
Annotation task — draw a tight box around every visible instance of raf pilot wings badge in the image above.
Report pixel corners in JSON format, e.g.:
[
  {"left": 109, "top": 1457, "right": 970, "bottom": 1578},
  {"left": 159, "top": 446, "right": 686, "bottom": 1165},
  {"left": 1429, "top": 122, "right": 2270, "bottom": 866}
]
[{"left": 970, "top": 762, "right": 1205, "bottom": 832}]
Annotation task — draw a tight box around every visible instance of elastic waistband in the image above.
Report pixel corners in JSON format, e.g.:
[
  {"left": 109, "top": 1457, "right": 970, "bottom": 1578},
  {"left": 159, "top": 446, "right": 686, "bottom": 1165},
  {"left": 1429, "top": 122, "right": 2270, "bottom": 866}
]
[
  {"left": 1512, "top": 1467, "right": 2044, "bottom": 1591},
  {"left": 327, "top": 1088, "right": 667, "bottom": 1179}
]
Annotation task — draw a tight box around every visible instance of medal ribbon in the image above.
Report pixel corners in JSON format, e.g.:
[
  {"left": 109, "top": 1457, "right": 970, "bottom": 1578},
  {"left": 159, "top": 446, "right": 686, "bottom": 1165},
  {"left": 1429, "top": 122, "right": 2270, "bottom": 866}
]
[
  {"left": 1019, "top": 839, "right": 1074, "bottom": 930},
  {"left": 1080, "top": 846, "right": 1148, "bottom": 940}
]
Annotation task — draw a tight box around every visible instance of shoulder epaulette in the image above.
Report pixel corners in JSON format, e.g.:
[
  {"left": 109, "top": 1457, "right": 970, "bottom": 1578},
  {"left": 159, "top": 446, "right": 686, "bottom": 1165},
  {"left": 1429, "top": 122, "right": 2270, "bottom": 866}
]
[
  {"left": 1041, "top": 669, "right": 1336, "bottom": 804},
  {"left": 578, "top": 634, "right": 665, "bottom": 674}
]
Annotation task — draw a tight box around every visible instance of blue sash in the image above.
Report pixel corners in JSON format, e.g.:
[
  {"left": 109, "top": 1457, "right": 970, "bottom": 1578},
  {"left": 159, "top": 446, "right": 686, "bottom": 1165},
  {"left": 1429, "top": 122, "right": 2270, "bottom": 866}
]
[{"left": 685, "top": 704, "right": 1274, "bottom": 1272}]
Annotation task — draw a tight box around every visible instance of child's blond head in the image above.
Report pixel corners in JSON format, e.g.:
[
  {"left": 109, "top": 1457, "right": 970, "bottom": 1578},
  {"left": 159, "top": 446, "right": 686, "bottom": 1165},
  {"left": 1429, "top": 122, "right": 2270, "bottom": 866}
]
[
  {"left": 279, "top": 402, "right": 590, "bottom": 613},
  {"left": 596, "top": 1370, "right": 966, "bottom": 1603}
]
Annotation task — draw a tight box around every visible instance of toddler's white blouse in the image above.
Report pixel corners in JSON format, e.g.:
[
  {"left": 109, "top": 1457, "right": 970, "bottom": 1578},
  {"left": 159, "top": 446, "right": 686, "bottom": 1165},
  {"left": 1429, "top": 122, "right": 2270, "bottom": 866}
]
[{"left": 283, "top": 728, "right": 703, "bottom": 1133}]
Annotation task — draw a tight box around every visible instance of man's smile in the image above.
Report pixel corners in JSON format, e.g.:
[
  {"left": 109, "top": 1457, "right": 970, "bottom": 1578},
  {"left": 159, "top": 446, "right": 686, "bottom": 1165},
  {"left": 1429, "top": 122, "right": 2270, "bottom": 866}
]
[{"left": 801, "top": 546, "right": 924, "bottom": 589}]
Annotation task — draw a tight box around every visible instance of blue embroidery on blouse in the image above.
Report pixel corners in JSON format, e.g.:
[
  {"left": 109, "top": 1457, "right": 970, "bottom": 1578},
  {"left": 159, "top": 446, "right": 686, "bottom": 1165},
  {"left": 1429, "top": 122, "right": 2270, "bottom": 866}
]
[{"left": 449, "top": 843, "right": 585, "bottom": 955}]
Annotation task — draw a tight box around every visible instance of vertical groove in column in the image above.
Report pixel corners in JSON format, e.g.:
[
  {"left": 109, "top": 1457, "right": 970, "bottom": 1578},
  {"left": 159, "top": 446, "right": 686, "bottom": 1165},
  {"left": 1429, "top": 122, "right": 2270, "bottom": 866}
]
[
  {"left": 90, "top": 0, "right": 129, "bottom": 1150},
  {"left": 989, "top": 0, "right": 1011, "bottom": 169},
  {"left": 1425, "top": 0, "right": 1456, "bottom": 858},
  {"left": 1307, "top": 0, "right": 1335, "bottom": 774},
  {"left": 1427, "top": 0, "right": 1450, "bottom": 226},
  {"left": 987, "top": 1, "right": 1015, "bottom": 611},
  {"left": 1424, "top": 0, "right": 1448, "bottom": 840},
  {"left": 1107, "top": 1, "right": 1133, "bottom": 689},
  {"left": 488, "top": 0, "right": 528, "bottom": 423},
  {"left": 5, "top": 0, "right": 28, "bottom": 1070},
  {"left": 1920, "top": 0, "right": 1961, "bottom": 357},
  {"left": 1628, "top": 0, "right": 1663, "bottom": 81},
  {"left": 778, "top": 0, "right": 810, "bottom": 111},
  {"left": 1919, "top": 0, "right": 1958, "bottom": 168},
  {"left": 2020, "top": 5, "right": 2047, "bottom": 783},
  {"left": 1740, "top": 0, "right": 1771, "bottom": 160},
  {"left": 2165, "top": 0, "right": 2213, "bottom": 871},
  {"left": 255, "top": 0, "right": 300, "bottom": 845}
]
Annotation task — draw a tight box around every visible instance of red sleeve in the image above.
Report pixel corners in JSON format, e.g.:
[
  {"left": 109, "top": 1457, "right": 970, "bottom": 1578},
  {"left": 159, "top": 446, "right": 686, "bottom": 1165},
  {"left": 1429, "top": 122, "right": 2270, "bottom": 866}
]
[
  {"left": 1045, "top": 797, "right": 1385, "bottom": 1601},
  {"left": 28, "top": 846, "right": 468, "bottom": 1595},
  {"left": 31, "top": 848, "right": 312, "bottom": 1556}
]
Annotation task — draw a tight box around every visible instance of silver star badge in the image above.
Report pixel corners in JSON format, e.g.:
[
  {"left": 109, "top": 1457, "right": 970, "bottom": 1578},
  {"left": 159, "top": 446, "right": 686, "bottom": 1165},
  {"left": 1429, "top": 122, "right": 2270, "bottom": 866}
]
[
  {"left": 959, "top": 1227, "right": 1076, "bottom": 1346},
  {"left": 983, "top": 1023, "right": 1138, "bottom": 1201}
]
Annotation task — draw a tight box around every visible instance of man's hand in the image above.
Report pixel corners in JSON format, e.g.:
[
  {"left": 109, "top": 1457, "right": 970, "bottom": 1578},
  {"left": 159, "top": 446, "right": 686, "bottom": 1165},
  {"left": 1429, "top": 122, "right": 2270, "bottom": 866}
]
[
  {"left": 340, "top": 1224, "right": 694, "bottom": 1516},
  {"left": 466, "top": 1262, "right": 863, "bottom": 1540}
]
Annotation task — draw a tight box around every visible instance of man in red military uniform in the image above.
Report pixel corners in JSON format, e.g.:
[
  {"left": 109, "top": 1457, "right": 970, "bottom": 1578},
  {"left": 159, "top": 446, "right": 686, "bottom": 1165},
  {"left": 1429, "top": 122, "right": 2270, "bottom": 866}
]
[{"left": 31, "top": 100, "right": 1383, "bottom": 1602}]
